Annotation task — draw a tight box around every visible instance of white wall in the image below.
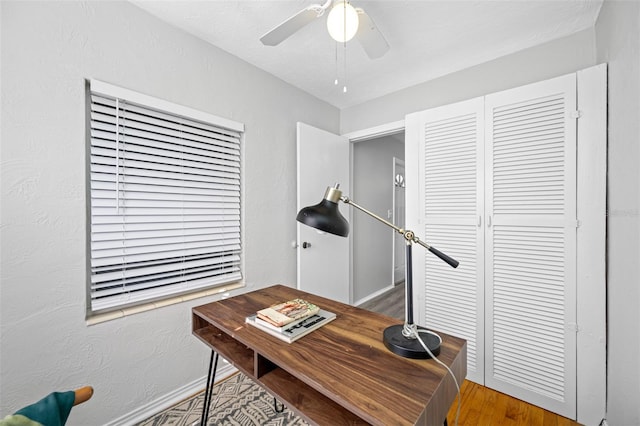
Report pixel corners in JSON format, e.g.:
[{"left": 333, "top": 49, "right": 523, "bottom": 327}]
[
  {"left": 0, "top": 1, "right": 338, "bottom": 424},
  {"left": 352, "top": 136, "right": 404, "bottom": 303},
  {"left": 340, "top": 28, "right": 597, "bottom": 134},
  {"left": 595, "top": 1, "right": 640, "bottom": 425}
]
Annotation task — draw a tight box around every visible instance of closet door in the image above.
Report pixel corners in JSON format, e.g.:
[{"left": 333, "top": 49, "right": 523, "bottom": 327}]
[
  {"left": 484, "top": 74, "right": 577, "bottom": 418},
  {"left": 407, "top": 97, "right": 485, "bottom": 384}
]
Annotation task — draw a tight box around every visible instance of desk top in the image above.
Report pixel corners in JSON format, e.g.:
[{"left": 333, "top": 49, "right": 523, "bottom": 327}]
[{"left": 193, "top": 284, "right": 466, "bottom": 425}]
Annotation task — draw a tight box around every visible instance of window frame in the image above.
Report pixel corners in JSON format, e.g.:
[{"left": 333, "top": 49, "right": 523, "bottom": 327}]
[{"left": 85, "top": 79, "right": 244, "bottom": 318}]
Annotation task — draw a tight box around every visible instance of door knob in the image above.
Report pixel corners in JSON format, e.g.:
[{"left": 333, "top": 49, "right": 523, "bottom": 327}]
[{"left": 302, "top": 242, "right": 311, "bottom": 249}]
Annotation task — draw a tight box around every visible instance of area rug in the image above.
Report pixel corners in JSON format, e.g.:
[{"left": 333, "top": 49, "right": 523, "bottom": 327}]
[{"left": 136, "top": 373, "right": 309, "bottom": 426}]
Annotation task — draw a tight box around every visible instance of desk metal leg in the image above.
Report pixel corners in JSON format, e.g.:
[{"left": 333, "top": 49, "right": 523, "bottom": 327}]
[{"left": 200, "top": 350, "right": 219, "bottom": 426}]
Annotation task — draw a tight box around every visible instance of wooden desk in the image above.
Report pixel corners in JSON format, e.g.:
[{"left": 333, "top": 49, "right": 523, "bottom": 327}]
[{"left": 192, "top": 285, "right": 466, "bottom": 425}]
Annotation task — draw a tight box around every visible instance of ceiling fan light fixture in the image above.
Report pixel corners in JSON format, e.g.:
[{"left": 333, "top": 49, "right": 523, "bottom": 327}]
[{"left": 327, "top": 1, "right": 359, "bottom": 43}]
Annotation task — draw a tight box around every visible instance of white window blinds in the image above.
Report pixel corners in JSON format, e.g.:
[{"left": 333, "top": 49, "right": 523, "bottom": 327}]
[{"left": 88, "top": 80, "right": 243, "bottom": 314}]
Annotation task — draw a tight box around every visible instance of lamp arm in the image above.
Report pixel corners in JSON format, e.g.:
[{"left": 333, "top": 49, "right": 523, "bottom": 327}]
[
  {"left": 340, "top": 196, "right": 403, "bottom": 234},
  {"left": 413, "top": 236, "right": 460, "bottom": 268},
  {"left": 341, "top": 196, "right": 459, "bottom": 269}
]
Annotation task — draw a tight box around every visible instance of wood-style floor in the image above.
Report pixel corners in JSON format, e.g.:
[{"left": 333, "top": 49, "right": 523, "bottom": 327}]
[
  {"left": 359, "top": 284, "right": 581, "bottom": 426},
  {"left": 358, "top": 282, "right": 405, "bottom": 320},
  {"left": 445, "top": 380, "right": 580, "bottom": 426}
]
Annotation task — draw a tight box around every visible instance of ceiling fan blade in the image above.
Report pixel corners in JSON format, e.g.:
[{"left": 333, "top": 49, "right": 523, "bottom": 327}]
[
  {"left": 355, "top": 8, "right": 390, "bottom": 59},
  {"left": 260, "top": 6, "right": 321, "bottom": 46}
]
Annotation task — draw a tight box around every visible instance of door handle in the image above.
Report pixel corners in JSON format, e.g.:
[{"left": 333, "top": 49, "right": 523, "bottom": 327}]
[{"left": 302, "top": 242, "right": 311, "bottom": 249}]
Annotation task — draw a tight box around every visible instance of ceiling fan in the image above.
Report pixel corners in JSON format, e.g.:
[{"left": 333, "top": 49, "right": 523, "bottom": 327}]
[{"left": 259, "top": 0, "right": 390, "bottom": 59}]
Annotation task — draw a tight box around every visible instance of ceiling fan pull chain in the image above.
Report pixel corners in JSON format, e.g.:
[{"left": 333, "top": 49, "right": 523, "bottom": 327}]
[
  {"left": 343, "top": 38, "right": 348, "bottom": 93},
  {"left": 340, "top": 1, "right": 348, "bottom": 93},
  {"left": 334, "top": 41, "right": 339, "bottom": 86}
]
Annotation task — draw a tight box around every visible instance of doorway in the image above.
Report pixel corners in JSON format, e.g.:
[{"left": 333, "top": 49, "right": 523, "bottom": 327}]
[{"left": 351, "top": 132, "right": 405, "bottom": 305}]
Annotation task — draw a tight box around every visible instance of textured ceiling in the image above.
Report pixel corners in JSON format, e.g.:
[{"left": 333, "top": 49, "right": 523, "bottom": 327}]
[{"left": 130, "top": 0, "right": 603, "bottom": 109}]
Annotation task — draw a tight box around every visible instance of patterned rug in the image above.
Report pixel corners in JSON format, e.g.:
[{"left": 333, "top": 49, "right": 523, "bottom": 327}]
[{"left": 136, "top": 373, "right": 309, "bottom": 426}]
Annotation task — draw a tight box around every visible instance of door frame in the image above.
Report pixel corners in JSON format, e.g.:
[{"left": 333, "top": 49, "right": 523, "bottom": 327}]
[
  {"left": 392, "top": 157, "right": 406, "bottom": 286},
  {"left": 574, "top": 64, "right": 607, "bottom": 426},
  {"left": 343, "top": 120, "right": 405, "bottom": 304}
]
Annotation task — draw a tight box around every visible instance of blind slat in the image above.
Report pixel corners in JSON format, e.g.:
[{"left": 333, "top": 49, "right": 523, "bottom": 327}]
[
  {"left": 90, "top": 272, "right": 242, "bottom": 312},
  {"left": 91, "top": 254, "right": 241, "bottom": 284}
]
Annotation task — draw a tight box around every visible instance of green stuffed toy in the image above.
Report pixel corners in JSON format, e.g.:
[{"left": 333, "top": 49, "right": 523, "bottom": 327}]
[{"left": 1, "top": 387, "right": 92, "bottom": 426}]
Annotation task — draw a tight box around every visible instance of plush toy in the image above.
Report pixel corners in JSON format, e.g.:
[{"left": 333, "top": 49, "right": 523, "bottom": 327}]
[{"left": 1, "top": 387, "right": 93, "bottom": 426}]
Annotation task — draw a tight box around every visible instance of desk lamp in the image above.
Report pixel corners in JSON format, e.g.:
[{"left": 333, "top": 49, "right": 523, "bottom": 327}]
[{"left": 297, "top": 184, "right": 459, "bottom": 359}]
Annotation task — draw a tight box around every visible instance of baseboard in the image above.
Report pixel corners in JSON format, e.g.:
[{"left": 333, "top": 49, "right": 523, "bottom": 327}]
[
  {"left": 104, "top": 362, "right": 237, "bottom": 426},
  {"left": 354, "top": 284, "right": 395, "bottom": 307}
]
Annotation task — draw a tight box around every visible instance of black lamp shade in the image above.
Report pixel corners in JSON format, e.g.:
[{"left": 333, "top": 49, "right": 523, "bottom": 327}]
[{"left": 296, "top": 199, "right": 349, "bottom": 237}]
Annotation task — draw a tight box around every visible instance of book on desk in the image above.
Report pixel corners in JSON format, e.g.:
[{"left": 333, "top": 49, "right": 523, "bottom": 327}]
[
  {"left": 255, "top": 298, "right": 319, "bottom": 327},
  {"left": 246, "top": 308, "right": 336, "bottom": 343}
]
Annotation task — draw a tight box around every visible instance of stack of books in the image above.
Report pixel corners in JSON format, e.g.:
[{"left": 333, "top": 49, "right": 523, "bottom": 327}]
[{"left": 246, "top": 298, "right": 336, "bottom": 343}]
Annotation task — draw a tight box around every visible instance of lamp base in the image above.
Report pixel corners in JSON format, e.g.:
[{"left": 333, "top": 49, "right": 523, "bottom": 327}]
[{"left": 383, "top": 324, "right": 441, "bottom": 359}]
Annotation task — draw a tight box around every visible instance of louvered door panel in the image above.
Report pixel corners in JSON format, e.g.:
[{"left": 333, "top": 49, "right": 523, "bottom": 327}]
[
  {"left": 485, "top": 74, "right": 577, "bottom": 418},
  {"left": 413, "top": 97, "right": 485, "bottom": 384}
]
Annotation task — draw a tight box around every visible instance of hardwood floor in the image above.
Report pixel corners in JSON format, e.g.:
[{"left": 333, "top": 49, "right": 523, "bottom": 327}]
[
  {"left": 358, "top": 282, "right": 405, "bottom": 320},
  {"left": 358, "top": 284, "right": 581, "bottom": 426},
  {"left": 445, "top": 380, "right": 580, "bottom": 426}
]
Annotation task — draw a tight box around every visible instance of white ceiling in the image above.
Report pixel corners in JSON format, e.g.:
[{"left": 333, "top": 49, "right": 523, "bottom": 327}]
[{"left": 130, "top": 0, "right": 603, "bottom": 109}]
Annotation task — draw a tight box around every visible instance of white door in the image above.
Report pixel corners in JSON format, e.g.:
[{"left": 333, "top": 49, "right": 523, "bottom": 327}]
[
  {"left": 484, "top": 74, "right": 577, "bottom": 419},
  {"left": 406, "top": 97, "right": 486, "bottom": 385},
  {"left": 296, "top": 122, "right": 350, "bottom": 303}
]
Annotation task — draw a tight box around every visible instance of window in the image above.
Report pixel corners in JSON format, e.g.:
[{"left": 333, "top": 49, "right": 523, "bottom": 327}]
[{"left": 87, "top": 80, "right": 243, "bottom": 315}]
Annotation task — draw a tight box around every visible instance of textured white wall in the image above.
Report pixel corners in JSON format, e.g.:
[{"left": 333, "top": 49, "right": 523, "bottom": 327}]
[
  {"left": 0, "top": 1, "right": 338, "bottom": 424},
  {"left": 595, "top": 1, "right": 640, "bottom": 425}
]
